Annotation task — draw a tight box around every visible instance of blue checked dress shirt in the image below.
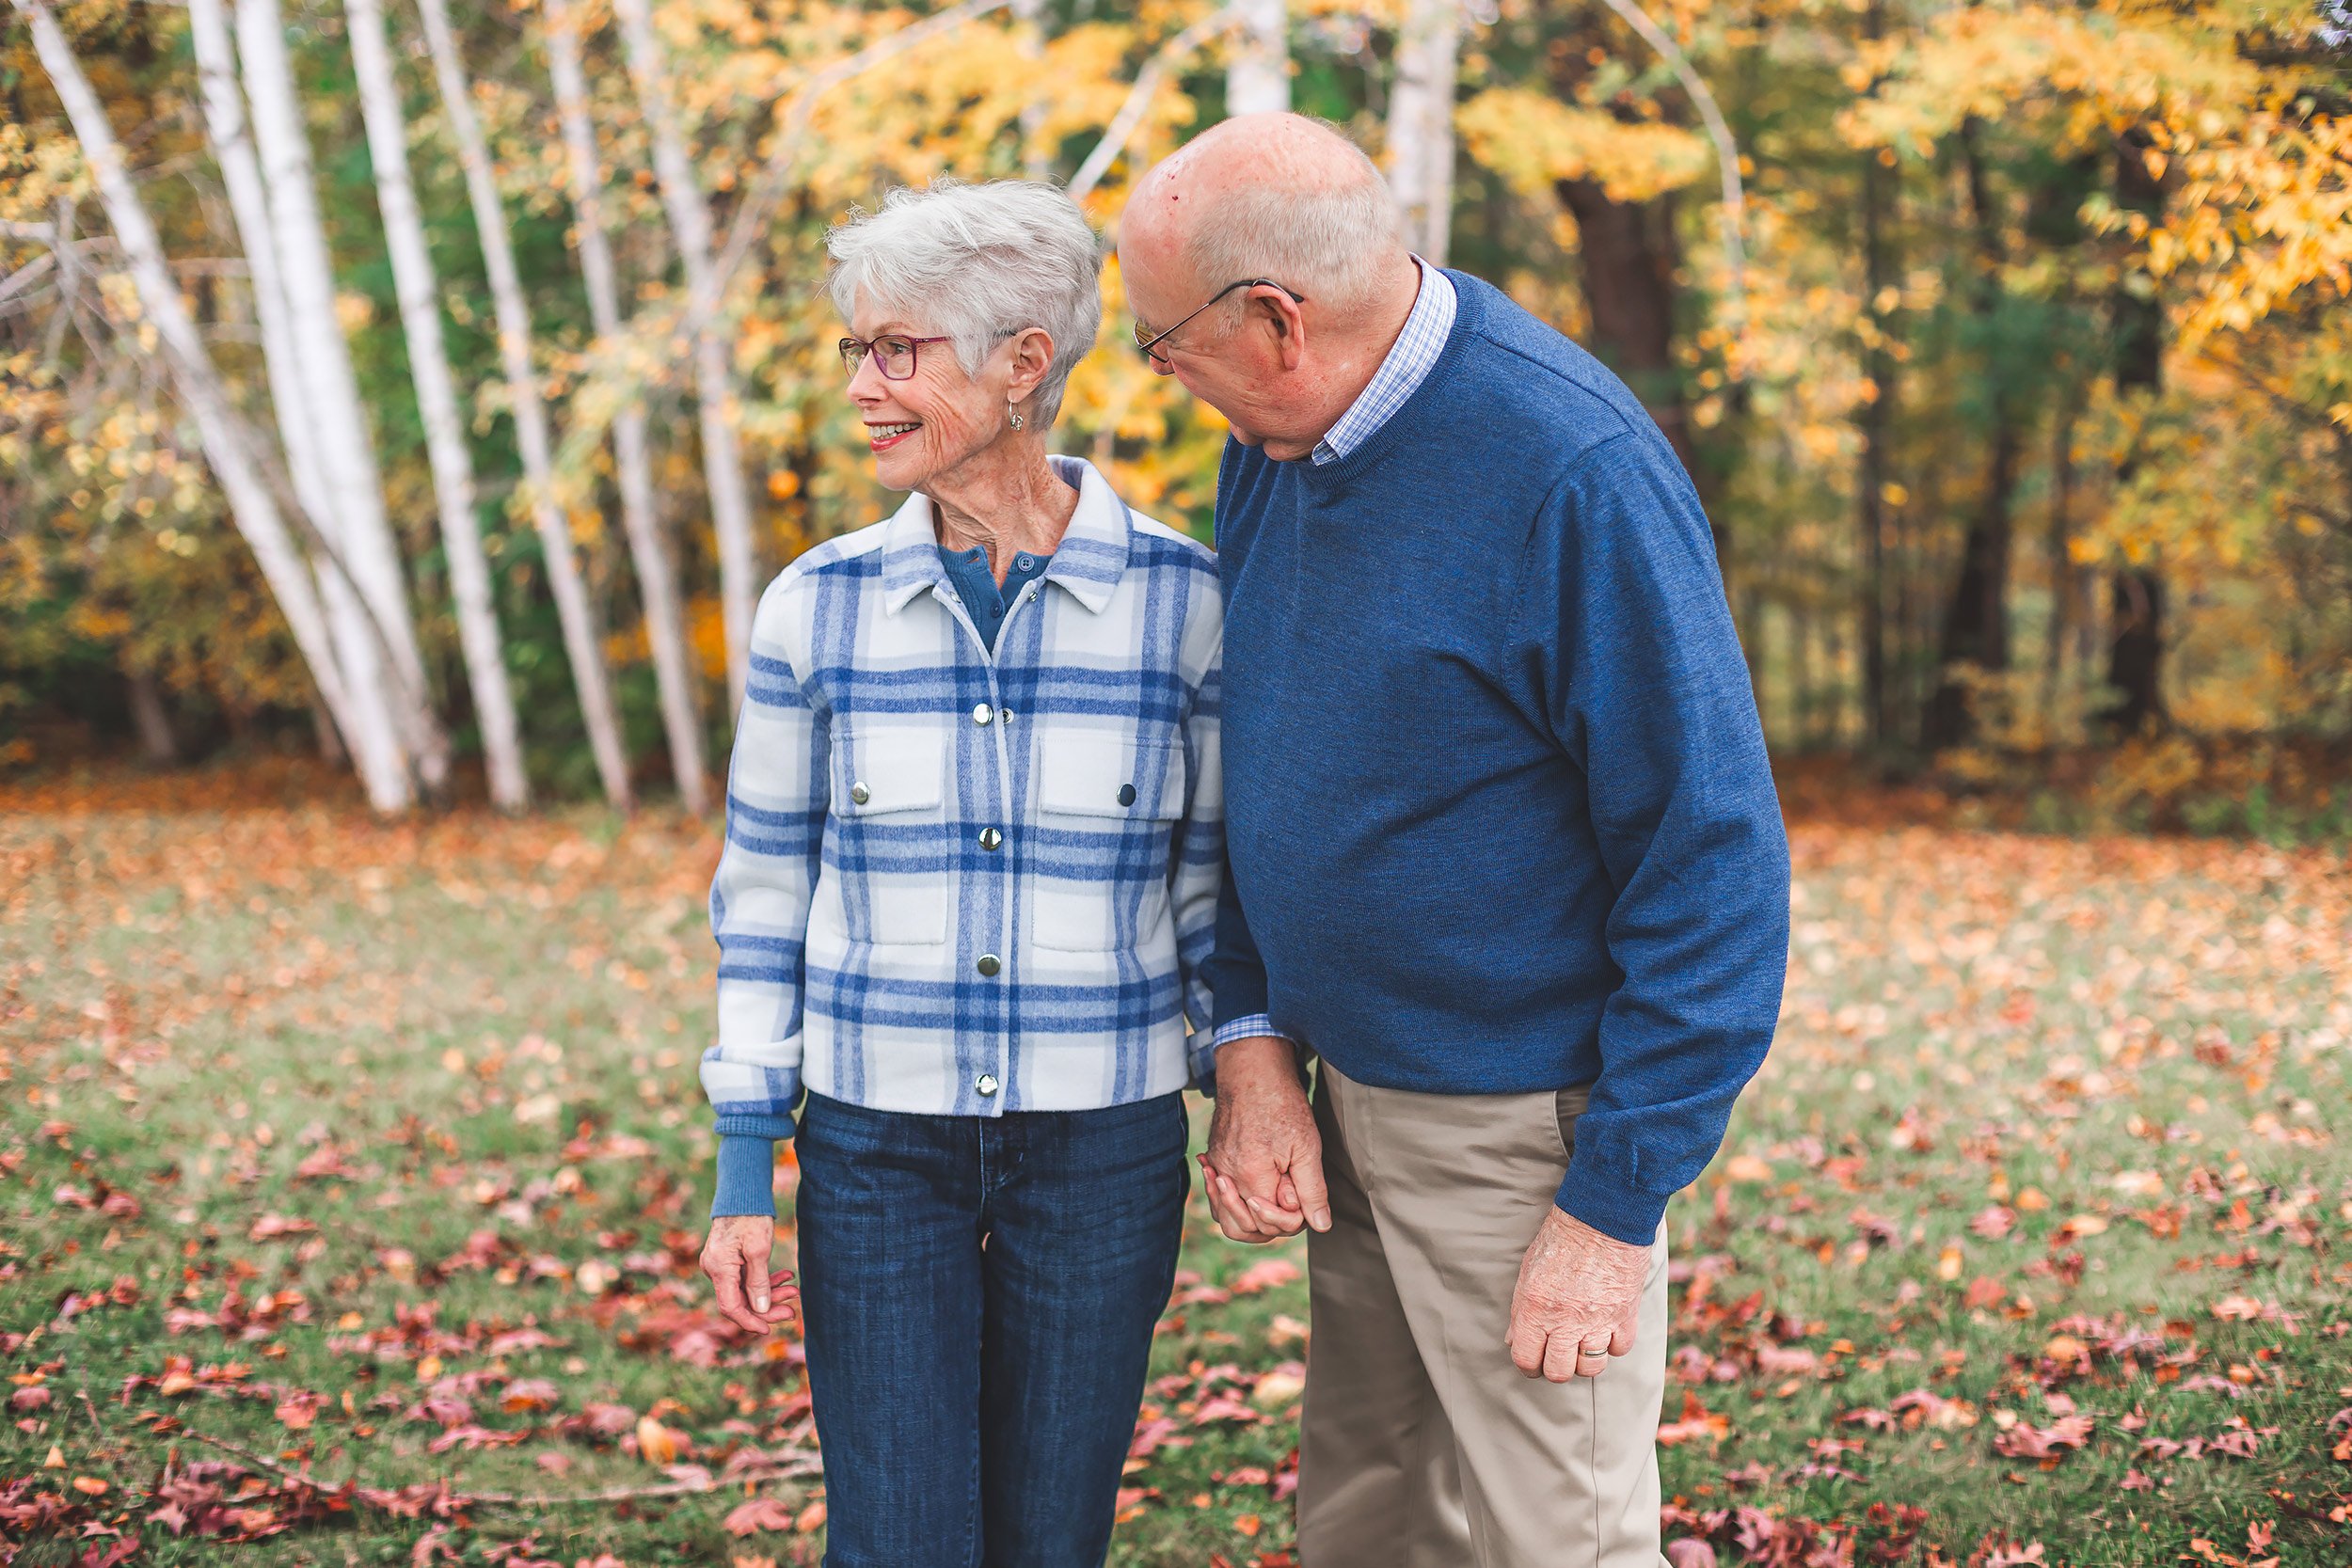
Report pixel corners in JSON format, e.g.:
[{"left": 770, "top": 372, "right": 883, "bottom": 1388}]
[
  {"left": 704, "top": 456, "right": 1227, "bottom": 1213},
  {"left": 1208, "top": 256, "right": 1457, "bottom": 1056}
]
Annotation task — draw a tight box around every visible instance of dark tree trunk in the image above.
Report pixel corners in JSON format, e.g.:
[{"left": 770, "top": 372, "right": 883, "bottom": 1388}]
[
  {"left": 2104, "top": 130, "right": 2168, "bottom": 735},
  {"left": 1855, "top": 128, "right": 1895, "bottom": 743},
  {"left": 1924, "top": 118, "right": 2023, "bottom": 752},
  {"left": 1554, "top": 178, "right": 1695, "bottom": 481},
  {"left": 126, "top": 668, "right": 177, "bottom": 765}
]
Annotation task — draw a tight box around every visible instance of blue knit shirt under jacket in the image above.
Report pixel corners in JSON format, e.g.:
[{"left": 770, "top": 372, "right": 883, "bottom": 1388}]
[{"left": 1203, "top": 268, "right": 1792, "bottom": 1248}]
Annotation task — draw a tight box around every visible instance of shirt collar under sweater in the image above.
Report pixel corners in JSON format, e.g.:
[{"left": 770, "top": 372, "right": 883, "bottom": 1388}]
[{"left": 1311, "top": 256, "right": 1458, "bottom": 467}]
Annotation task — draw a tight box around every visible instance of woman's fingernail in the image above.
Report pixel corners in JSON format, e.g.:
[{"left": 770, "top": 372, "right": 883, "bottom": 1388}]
[{"left": 754, "top": 1294, "right": 769, "bottom": 1312}]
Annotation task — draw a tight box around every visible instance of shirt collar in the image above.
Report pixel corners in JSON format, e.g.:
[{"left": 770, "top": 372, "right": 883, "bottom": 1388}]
[
  {"left": 880, "top": 454, "right": 1130, "bottom": 616},
  {"left": 1312, "top": 256, "right": 1458, "bottom": 466}
]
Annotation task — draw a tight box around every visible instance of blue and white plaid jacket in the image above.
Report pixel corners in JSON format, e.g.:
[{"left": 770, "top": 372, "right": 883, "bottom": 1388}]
[{"left": 704, "top": 456, "right": 1225, "bottom": 1145}]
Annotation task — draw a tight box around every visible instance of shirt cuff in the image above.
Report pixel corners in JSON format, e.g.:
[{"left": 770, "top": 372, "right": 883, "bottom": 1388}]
[
  {"left": 1210, "top": 1014, "right": 1289, "bottom": 1052},
  {"left": 710, "top": 1134, "right": 779, "bottom": 1219}
]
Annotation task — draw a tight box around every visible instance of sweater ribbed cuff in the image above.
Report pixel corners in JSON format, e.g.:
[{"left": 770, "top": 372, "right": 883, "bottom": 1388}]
[
  {"left": 710, "top": 1135, "right": 779, "bottom": 1220},
  {"left": 1554, "top": 1157, "right": 1671, "bottom": 1248}
]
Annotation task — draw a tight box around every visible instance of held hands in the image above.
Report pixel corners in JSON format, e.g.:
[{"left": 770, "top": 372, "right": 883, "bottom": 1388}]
[
  {"left": 1505, "top": 1204, "right": 1651, "bottom": 1381},
  {"left": 1199, "top": 1036, "right": 1331, "bottom": 1244},
  {"left": 700, "top": 1214, "right": 799, "bottom": 1336}
]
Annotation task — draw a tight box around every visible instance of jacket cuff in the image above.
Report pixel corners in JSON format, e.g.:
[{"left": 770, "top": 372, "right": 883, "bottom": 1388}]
[
  {"left": 1554, "top": 1154, "right": 1670, "bottom": 1248},
  {"left": 711, "top": 1133, "right": 781, "bottom": 1219}
]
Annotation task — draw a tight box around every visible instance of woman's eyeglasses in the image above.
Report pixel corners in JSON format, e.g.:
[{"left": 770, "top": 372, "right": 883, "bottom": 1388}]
[
  {"left": 1132, "top": 278, "right": 1307, "bottom": 366},
  {"left": 837, "top": 333, "right": 955, "bottom": 381}
]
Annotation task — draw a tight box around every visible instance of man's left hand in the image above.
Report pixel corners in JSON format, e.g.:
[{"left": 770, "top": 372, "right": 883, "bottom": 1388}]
[{"left": 1505, "top": 1206, "right": 1651, "bottom": 1382}]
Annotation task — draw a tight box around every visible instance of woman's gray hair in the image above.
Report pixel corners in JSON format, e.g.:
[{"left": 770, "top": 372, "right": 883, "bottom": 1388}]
[{"left": 826, "top": 180, "right": 1103, "bottom": 428}]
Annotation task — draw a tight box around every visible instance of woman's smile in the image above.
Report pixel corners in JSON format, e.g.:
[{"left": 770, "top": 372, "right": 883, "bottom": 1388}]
[{"left": 866, "top": 420, "right": 922, "bottom": 451}]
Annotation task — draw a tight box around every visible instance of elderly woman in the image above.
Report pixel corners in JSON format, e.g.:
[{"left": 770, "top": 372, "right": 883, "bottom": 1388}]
[{"left": 696, "top": 180, "right": 1224, "bottom": 1568}]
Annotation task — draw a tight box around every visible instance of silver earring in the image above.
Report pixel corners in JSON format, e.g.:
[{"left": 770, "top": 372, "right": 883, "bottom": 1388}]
[{"left": 1009, "top": 405, "right": 1025, "bottom": 431}]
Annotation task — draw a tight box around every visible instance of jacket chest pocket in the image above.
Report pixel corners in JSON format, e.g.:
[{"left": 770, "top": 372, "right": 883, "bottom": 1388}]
[
  {"left": 1029, "top": 731, "right": 1185, "bottom": 953},
  {"left": 832, "top": 726, "right": 950, "bottom": 946}
]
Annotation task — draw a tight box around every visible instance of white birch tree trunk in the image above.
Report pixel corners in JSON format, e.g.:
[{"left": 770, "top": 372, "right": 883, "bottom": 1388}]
[
  {"left": 415, "top": 0, "right": 635, "bottom": 809},
  {"left": 185, "top": 0, "right": 412, "bottom": 808},
  {"left": 1387, "top": 0, "right": 1460, "bottom": 263},
  {"left": 609, "top": 0, "right": 758, "bottom": 715},
  {"left": 1226, "top": 0, "right": 1289, "bottom": 116},
  {"left": 344, "top": 0, "right": 530, "bottom": 810},
  {"left": 545, "top": 0, "right": 707, "bottom": 813},
  {"left": 235, "top": 0, "right": 450, "bottom": 793},
  {"left": 12, "top": 0, "right": 412, "bottom": 812}
]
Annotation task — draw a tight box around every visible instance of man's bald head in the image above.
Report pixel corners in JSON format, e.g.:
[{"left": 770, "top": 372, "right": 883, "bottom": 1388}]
[{"left": 1121, "top": 114, "right": 1405, "bottom": 316}]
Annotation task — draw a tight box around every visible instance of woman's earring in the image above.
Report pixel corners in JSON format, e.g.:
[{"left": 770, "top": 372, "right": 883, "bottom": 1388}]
[{"left": 1008, "top": 403, "right": 1025, "bottom": 432}]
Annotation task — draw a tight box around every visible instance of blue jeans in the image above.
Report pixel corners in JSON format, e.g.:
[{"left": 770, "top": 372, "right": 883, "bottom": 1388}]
[{"left": 793, "top": 1090, "right": 1190, "bottom": 1568}]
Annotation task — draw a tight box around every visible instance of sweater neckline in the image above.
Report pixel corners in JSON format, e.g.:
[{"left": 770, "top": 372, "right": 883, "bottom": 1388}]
[{"left": 1289, "top": 268, "right": 1487, "bottom": 491}]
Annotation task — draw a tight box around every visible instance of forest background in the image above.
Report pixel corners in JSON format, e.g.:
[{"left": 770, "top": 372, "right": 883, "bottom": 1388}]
[
  {"left": 4, "top": 5, "right": 2352, "bottom": 1566},
  {"left": 4, "top": 0, "right": 2349, "bottom": 826}
]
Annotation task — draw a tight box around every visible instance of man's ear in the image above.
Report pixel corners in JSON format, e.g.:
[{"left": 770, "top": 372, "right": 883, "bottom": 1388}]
[
  {"left": 1005, "top": 326, "right": 1056, "bottom": 404},
  {"left": 1249, "top": 287, "right": 1307, "bottom": 372}
]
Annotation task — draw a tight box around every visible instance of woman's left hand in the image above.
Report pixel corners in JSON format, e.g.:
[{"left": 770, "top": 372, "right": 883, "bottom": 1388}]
[{"left": 701, "top": 1214, "right": 798, "bottom": 1336}]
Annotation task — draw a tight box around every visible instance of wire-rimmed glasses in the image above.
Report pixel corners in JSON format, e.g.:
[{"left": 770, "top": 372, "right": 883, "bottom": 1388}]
[{"left": 1132, "top": 278, "right": 1307, "bottom": 366}]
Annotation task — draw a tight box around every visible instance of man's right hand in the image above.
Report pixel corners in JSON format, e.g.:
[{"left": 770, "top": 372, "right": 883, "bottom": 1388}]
[{"left": 1200, "top": 1036, "right": 1330, "bottom": 1243}]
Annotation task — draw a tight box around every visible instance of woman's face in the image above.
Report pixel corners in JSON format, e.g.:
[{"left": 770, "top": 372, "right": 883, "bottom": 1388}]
[{"left": 844, "top": 298, "right": 1012, "bottom": 494}]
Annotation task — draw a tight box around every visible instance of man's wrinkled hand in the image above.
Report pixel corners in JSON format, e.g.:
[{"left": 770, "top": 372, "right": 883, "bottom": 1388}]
[
  {"left": 700, "top": 1214, "right": 798, "bottom": 1336},
  {"left": 1200, "top": 1036, "right": 1329, "bottom": 1244},
  {"left": 1504, "top": 1206, "right": 1650, "bottom": 1381}
]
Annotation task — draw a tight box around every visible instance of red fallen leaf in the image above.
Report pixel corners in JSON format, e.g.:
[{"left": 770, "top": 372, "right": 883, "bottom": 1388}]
[
  {"left": 1993, "top": 1413, "right": 2094, "bottom": 1459},
  {"left": 52, "top": 1184, "right": 94, "bottom": 1210},
  {"left": 1970, "top": 1206, "right": 2015, "bottom": 1239},
  {"left": 723, "top": 1496, "right": 799, "bottom": 1535},
  {"left": 1657, "top": 1391, "right": 1731, "bottom": 1446},
  {"left": 1190, "top": 1395, "right": 1263, "bottom": 1427},
  {"left": 1664, "top": 1540, "right": 1718, "bottom": 1568},
  {"left": 247, "top": 1212, "right": 316, "bottom": 1241},
  {"left": 1229, "top": 1259, "right": 1301, "bottom": 1295},
  {"left": 1963, "top": 1275, "right": 2007, "bottom": 1309},
  {"left": 426, "top": 1423, "right": 531, "bottom": 1453},
  {"left": 2120, "top": 1467, "right": 2159, "bottom": 1490},
  {"left": 499, "top": 1378, "right": 561, "bottom": 1413},
  {"left": 99, "top": 1190, "right": 141, "bottom": 1220},
  {"left": 10, "top": 1386, "right": 51, "bottom": 1412}
]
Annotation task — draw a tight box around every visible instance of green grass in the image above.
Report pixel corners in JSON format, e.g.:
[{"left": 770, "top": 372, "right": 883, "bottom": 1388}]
[{"left": 1, "top": 789, "right": 2346, "bottom": 1567}]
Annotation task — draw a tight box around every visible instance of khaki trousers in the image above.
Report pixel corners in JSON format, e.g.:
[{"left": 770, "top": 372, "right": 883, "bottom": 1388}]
[{"left": 1296, "top": 1061, "right": 1670, "bottom": 1568}]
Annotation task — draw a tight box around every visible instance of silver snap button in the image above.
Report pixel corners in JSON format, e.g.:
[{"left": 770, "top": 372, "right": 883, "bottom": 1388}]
[
  {"left": 850, "top": 782, "right": 870, "bottom": 805},
  {"left": 999, "top": 708, "right": 1013, "bottom": 725},
  {"left": 1117, "top": 783, "right": 1137, "bottom": 807},
  {"left": 979, "top": 827, "right": 1003, "bottom": 851},
  {"left": 977, "top": 1073, "right": 999, "bottom": 1097},
  {"left": 976, "top": 953, "right": 1001, "bottom": 977},
  {"left": 973, "top": 704, "right": 993, "bottom": 726}
]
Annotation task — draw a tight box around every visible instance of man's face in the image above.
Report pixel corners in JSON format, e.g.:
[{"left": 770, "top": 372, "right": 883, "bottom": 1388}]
[{"left": 1121, "top": 245, "right": 1315, "bottom": 462}]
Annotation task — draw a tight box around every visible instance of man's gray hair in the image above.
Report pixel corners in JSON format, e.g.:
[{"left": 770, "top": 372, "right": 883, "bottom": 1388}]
[
  {"left": 827, "top": 180, "right": 1102, "bottom": 427},
  {"left": 1185, "top": 133, "right": 1404, "bottom": 322}
]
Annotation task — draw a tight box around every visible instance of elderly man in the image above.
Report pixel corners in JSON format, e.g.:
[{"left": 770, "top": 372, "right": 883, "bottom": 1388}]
[{"left": 1120, "top": 117, "right": 1790, "bottom": 1567}]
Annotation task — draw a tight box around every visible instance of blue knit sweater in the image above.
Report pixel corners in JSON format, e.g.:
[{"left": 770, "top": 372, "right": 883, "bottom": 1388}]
[{"left": 1203, "top": 270, "right": 1790, "bottom": 1246}]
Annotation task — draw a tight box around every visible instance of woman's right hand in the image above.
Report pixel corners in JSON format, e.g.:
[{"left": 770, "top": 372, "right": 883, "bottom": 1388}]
[{"left": 701, "top": 1214, "right": 798, "bottom": 1336}]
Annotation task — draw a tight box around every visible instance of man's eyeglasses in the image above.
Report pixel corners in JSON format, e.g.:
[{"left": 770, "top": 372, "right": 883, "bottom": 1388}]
[
  {"left": 838, "top": 333, "right": 954, "bottom": 381},
  {"left": 1132, "top": 278, "right": 1306, "bottom": 366}
]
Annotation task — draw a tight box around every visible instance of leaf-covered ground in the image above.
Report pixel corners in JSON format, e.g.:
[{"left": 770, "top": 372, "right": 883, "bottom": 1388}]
[{"left": 2, "top": 767, "right": 2347, "bottom": 1568}]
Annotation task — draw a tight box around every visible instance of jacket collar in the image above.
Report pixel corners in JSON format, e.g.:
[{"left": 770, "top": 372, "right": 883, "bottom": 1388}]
[{"left": 878, "top": 454, "right": 1130, "bottom": 616}]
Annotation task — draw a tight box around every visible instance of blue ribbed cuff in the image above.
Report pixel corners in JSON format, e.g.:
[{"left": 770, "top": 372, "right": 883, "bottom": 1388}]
[
  {"left": 1554, "top": 1159, "right": 1671, "bottom": 1248},
  {"left": 710, "top": 1135, "right": 779, "bottom": 1219}
]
